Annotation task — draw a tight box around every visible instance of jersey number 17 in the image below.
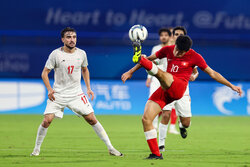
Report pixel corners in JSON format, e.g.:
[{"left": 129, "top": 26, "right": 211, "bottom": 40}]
[{"left": 68, "top": 66, "right": 74, "bottom": 74}]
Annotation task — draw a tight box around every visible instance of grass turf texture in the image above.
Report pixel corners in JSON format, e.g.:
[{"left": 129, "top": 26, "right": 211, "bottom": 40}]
[{"left": 0, "top": 115, "right": 249, "bottom": 167}]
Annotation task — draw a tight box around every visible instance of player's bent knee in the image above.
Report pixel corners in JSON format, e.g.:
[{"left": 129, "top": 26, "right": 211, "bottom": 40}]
[
  {"left": 162, "top": 110, "right": 170, "bottom": 119},
  {"left": 84, "top": 114, "right": 98, "bottom": 125},
  {"left": 87, "top": 119, "right": 97, "bottom": 125},
  {"left": 182, "top": 121, "right": 190, "bottom": 128},
  {"left": 180, "top": 117, "right": 191, "bottom": 128},
  {"left": 160, "top": 112, "right": 170, "bottom": 124},
  {"left": 42, "top": 119, "right": 53, "bottom": 128},
  {"left": 42, "top": 114, "right": 54, "bottom": 128},
  {"left": 142, "top": 116, "right": 152, "bottom": 126}
]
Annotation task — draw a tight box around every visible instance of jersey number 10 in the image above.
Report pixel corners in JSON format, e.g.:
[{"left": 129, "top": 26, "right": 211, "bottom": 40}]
[{"left": 171, "top": 64, "right": 179, "bottom": 72}]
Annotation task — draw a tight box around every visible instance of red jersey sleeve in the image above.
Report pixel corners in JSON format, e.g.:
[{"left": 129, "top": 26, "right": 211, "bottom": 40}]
[
  {"left": 194, "top": 53, "right": 208, "bottom": 71},
  {"left": 155, "top": 45, "right": 173, "bottom": 59}
]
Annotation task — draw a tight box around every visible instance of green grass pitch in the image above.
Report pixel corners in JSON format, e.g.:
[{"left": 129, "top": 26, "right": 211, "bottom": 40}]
[{"left": 0, "top": 115, "right": 250, "bottom": 167}]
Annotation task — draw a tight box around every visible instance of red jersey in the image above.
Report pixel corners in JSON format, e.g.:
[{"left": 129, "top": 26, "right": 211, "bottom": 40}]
[{"left": 155, "top": 45, "right": 208, "bottom": 83}]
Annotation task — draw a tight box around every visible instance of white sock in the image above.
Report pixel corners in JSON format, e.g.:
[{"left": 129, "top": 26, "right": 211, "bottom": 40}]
[
  {"left": 92, "top": 122, "right": 114, "bottom": 150},
  {"left": 152, "top": 115, "right": 159, "bottom": 131},
  {"left": 34, "top": 124, "right": 48, "bottom": 150},
  {"left": 146, "top": 63, "right": 158, "bottom": 76},
  {"left": 144, "top": 129, "right": 157, "bottom": 140},
  {"left": 169, "top": 124, "right": 176, "bottom": 130},
  {"left": 158, "top": 123, "right": 168, "bottom": 146}
]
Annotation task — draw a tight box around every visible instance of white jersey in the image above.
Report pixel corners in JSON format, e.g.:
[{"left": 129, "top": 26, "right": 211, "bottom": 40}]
[
  {"left": 45, "top": 47, "right": 88, "bottom": 98},
  {"left": 148, "top": 44, "right": 167, "bottom": 96},
  {"left": 150, "top": 44, "right": 168, "bottom": 73}
]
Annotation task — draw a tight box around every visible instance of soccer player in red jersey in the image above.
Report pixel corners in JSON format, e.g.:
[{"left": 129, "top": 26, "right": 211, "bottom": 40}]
[
  {"left": 158, "top": 27, "right": 199, "bottom": 152},
  {"left": 121, "top": 35, "right": 242, "bottom": 159}
]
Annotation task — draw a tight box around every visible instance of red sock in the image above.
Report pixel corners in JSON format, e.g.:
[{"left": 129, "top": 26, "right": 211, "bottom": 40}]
[
  {"left": 139, "top": 56, "right": 153, "bottom": 71},
  {"left": 170, "top": 109, "right": 177, "bottom": 124},
  {"left": 147, "top": 138, "right": 161, "bottom": 156}
]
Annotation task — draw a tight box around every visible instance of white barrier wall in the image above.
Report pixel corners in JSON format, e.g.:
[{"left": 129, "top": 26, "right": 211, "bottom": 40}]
[{"left": 0, "top": 79, "right": 249, "bottom": 116}]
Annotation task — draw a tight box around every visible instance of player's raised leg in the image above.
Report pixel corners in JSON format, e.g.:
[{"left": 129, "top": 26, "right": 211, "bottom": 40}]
[
  {"left": 83, "top": 113, "right": 123, "bottom": 156},
  {"left": 143, "top": 100, "right": 163, "bottom": 159},
  {"left": 132, "top": 43, "right": 173, "bottom": 89},
  {"left": 31, "top": 114, "right": 54, "bottom": 156},
  {"left": 145, "top": 59, "right": 174, "bottom": 90}
]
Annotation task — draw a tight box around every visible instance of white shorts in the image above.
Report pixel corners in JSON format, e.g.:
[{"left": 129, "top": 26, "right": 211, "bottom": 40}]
[
  {"left": 149, "top": 77, "right": 161, "bottom": 97},
  {"left": 44, "top": 93, "right": 94, "bottom": 118},
  {"left": 163, "top": 95, "right": 192, "bottom": 118}
]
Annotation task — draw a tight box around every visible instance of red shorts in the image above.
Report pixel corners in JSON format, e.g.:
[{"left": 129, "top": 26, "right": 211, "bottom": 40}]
[{"left": 148, "top": 76, "right": 187, "bottom": 109}]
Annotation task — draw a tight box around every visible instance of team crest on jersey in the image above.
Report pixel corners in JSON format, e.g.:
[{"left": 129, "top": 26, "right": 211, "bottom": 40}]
[{"left": 181, "top": 61, "right": 188, "bottom": 66}]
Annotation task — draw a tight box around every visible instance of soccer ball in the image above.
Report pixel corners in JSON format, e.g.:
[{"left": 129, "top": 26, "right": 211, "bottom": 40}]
[{"left": 128, "top": 25, "right": 148, "bottom": 42}]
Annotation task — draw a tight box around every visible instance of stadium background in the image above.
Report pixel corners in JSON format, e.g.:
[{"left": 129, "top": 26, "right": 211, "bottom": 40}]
[
  {"left": 0, "top": 1, "right": 250, "bottom": 166},
  {"left": 0, "top": 0, "right": 250, "bottom": 116}
]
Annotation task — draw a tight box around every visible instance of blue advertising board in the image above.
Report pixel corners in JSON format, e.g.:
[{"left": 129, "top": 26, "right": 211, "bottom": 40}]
[
  {"left": 0, "top": 0, "right": 250, "bottom": 39},
  {"left": 0, "top": 79, "right": 249, "bottom": 116},
  {"left": 0, "top": 0, "right": 250, "bottom": 80},
  {"left": 0, "top": 44, "right": 249, "bottom": 80}
]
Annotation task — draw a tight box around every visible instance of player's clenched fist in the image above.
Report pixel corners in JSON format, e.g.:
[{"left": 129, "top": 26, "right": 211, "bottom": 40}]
[
  {"left": 48, "top": 89, "right": 55, "bottom": 101},
  {"left": 121, "top": 71, "right": 133, "bottom": 83}
]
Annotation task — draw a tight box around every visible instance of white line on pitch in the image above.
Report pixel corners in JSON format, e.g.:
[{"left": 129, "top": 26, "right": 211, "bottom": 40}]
[{"left": 0, "top": 148, "right": 185, "bottom": 152}]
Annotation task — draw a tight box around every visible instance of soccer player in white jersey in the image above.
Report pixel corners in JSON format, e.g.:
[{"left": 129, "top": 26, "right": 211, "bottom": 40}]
[
  {"left": 30, "top": 27, "right": 123, "bottom": 157},
  {"left": 165, "top": 27, "right": 179, "bottom": 135},
  {"left": 145, "top": 28, "right": 171, "bottom": 131},
  {"left": 158, "top": 26, "right": 199, "bottom": 152}
]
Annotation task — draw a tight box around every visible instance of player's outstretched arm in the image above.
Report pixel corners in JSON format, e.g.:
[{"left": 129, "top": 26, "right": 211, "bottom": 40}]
[
  {"left": 204, "top": 66, "right": 242, "bottom": 96},
  {"left": 41, "top": 67, "right": 55, "bottom": 101},
  {"left": 121, "top": 54, "right": 157, "bottom": 83},
  {"left": 82, "top": 67, "right": 94, "bottom": 101}
]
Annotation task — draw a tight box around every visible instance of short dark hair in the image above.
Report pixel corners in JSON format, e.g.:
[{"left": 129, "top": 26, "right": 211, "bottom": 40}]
[
  {"left": 61, "top": 27, "right": 76, "bottom": 38},
  {"left": 173, "top": 26, "right": 187, "bottom": 36},
  {"left": 158, "top": 27, "right": 171, "bottom": 36},
  {"left": 175, "top": 35, "right": 192, "bottom": 51}
]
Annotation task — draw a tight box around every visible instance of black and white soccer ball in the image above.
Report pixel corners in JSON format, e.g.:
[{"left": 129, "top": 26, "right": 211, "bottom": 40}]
[{"left": 128, "top": 25, "right": 148, "bottom": 42}]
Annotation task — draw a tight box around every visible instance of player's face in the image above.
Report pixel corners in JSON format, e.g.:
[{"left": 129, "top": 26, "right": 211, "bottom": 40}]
[
  {"left": 173, "top": 30, "right": 185, "bottom": 42},
  {"left": 159, "top": 32, "right": 170, "bottom": 45},
  {"left": 62, "top": 31, "right": 77, "bottom": 49},
  {"left": 167, "top": 28, "right": 175, "bottom": 45}
]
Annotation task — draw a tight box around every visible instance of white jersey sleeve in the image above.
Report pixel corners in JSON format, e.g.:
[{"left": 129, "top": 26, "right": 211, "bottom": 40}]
[
  {"left": 45, "top": 51, "right": 57, "bottom": 70},
  {"left": 81, "top": 50, "right": 88, "bottom": 67},
  {"left": 148, "top": 44, "right": 162, "bottom": 79},
  {"left": 151, "top": 45, "right": 161, "bottom": 55}
]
